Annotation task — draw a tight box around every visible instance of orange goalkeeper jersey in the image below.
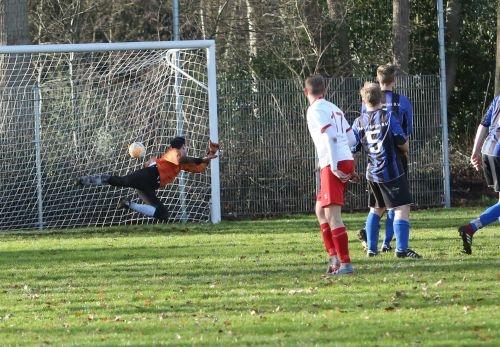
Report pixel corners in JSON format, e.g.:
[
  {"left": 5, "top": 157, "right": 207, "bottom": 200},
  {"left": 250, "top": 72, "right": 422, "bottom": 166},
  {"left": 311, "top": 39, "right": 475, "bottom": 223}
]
[{"left": 155, "top": 148, "right": 208, "bottom": 187}]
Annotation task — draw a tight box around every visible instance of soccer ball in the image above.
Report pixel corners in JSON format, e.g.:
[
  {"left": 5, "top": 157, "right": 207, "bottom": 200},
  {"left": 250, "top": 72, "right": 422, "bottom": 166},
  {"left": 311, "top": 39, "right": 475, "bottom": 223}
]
[{"left": 128, "top": 142, "right": 146, "bottom": 158}]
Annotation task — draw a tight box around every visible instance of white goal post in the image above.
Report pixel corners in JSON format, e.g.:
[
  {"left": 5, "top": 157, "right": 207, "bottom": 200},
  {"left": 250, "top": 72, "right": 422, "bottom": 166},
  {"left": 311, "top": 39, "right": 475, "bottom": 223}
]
[{"left": 0, "top": 40, "right": 221, "bottom": 229}]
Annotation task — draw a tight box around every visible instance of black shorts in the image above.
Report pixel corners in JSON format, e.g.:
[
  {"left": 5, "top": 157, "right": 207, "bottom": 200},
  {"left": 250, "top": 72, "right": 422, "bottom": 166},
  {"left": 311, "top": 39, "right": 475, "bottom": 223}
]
[
  {"left": 483, "top": 154, "right": 500, "bottom": 192},
  {"left": 368, "top": 175, "right": 412, "bottom": 209}
]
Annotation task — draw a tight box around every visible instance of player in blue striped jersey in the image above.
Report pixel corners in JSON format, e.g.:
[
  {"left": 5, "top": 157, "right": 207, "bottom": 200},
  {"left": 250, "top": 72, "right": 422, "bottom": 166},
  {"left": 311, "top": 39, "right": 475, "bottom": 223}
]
[
  {"left": 458, "top": 95, "right": 500, "bottom": 254},
  {"left": 358, "top": 64, "right": 414, "bottom": 253},
  {"left": 353, "top": 82, "right": 421, "bottom": 258}
]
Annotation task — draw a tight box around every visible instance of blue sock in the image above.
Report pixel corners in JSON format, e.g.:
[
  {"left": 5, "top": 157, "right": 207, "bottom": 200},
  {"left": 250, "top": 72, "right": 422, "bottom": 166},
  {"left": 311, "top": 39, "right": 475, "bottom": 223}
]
[
  {"left": 365, "top": 213, "right": 381, "bottom": 253},
  {"left": 469, "top": 202, "right": 500, "bottom": 232},
  {"left": 394, "top": 219, "right": 410, "bottom": 252},
  {"left": 476, "top": 202, "right": 500, "bottom": 230},
  {"left": 384, "top": 209, "right": 395, "bottom": 246}
]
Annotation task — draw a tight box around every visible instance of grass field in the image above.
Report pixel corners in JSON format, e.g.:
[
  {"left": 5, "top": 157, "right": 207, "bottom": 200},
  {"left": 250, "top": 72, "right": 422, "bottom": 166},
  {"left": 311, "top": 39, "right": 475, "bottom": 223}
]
[{"left": 0, "top": 208, "right": 498, "bottom": 346}]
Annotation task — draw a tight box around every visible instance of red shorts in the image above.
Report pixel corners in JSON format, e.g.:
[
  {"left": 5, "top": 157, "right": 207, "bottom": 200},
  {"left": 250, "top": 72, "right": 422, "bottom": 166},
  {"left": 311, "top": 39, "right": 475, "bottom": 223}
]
[{"left": 318, "top": 160, "right": 355, "bottom": 207}]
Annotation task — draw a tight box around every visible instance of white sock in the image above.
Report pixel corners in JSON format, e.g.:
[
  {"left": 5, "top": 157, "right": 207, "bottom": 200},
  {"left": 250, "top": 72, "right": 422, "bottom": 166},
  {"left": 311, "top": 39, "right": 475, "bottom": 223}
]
[{"left": 129, "top": 202, "right": 156, "bottom": 217}]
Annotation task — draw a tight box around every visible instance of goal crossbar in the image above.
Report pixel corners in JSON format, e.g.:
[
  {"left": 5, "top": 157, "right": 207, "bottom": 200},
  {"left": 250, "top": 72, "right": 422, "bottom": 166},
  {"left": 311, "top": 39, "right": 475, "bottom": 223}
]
[{"left": 0, "top": 40, "right": 215, "bottom": 54}]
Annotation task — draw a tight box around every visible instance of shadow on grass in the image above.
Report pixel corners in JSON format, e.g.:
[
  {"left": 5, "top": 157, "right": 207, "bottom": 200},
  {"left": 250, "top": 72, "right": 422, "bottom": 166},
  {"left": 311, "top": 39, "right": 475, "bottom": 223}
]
[
  {"left": 0, "top": 241, "right": 498, "bottom": 278},
  {"left": 0, "top": 212, "right": 481, "bottom": 240}
]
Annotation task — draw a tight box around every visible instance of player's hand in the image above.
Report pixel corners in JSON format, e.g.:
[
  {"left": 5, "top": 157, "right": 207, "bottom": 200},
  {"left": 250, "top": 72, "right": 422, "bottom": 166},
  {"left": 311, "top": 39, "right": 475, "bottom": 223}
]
[
  {"left": 349, "top": 171, "right": 360, "bottom": 183},
  {"left": 202, "top": 154, "right": 218, "bottom": 163},
  {"left": 332, "top": 169, "right": 351, "bottom": 183},
  {"left": 470, "top": 152, "right": 482, "bottom": 171}
]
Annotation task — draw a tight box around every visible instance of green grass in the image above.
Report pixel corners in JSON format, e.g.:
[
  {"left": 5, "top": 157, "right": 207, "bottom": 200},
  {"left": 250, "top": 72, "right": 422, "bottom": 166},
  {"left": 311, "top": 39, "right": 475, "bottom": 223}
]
[{"left": 0, "top": 208, "right": 498, "bottom": 346}]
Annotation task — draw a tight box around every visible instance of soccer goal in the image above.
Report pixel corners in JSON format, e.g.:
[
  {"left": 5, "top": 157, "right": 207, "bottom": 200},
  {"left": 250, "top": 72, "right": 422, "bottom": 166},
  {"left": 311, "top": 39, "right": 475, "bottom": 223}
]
[{"left": 0, "top": 40, "right": 220, "bottom": 229}]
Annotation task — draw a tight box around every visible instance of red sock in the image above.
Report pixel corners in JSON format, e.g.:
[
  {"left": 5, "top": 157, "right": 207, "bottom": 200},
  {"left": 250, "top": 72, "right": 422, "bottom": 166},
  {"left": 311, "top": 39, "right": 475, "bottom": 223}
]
[
  {"left": 320, "top": 223, "right": 336, "bottom": 256},
  {"left": 466, "top": 224, "right": 475, "bottom": 236},
  {"left": 332, "top": 227, "right": 350, "bottom": 263}
]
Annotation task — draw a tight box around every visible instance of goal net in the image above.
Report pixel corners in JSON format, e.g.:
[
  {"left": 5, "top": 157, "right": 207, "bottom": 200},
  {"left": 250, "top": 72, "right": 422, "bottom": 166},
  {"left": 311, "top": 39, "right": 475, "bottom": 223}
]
[{"left": 0, "top": 41, "right": 220, "bottom": 230}]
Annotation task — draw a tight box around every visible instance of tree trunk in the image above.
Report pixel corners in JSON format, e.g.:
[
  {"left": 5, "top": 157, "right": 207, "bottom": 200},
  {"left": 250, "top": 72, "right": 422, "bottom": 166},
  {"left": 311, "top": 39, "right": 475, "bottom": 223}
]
[
  {"left": 392, "top": 0, "right": 410, "bottom": 74},
  {"left": 245, "top": 0, "right": 259, "bottom": 86},
  {"left": 496, "top": 0, "right": 500, "bottom": 95},
  {"left": 0, "top": 0, "right": 30, "bottom": 45},
  {"left": 326, "top": 0, "right": 352, "bottom": 76},
  {"left": 0, "top": 0, "right": 31, "bottom": 87},
  {"left": 445, "top": 0, "right": 461, "bottom": 102},
  {"left": 199, "top": 1, "right": 207, "bottom": 40}
]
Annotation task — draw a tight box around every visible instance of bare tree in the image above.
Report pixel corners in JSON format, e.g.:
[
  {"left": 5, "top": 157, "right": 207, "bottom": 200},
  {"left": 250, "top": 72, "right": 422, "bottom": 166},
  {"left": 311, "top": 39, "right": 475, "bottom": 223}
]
[
  {"left": 392, "top": 0, "right": 410, "bottom": 73},
  {"left": 326, "top": 0, "right": 351, "bottom": 75},
  {"left": 445, "top": 0, "right": 461, "bottom": 101}
]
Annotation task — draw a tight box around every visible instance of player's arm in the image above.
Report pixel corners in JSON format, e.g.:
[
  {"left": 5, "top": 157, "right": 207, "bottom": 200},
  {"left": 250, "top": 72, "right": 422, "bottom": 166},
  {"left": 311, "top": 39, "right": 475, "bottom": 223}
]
[
  {"left": 470, "top": 99, "right": 495, "bottom": 170},
  {"left": 396, "top": 137, "right": 409, "bottom": 153},
  {"left": 321, "top": 123, "right": 340, "bottom": 171},
  {"left": 402, "top": 97, "right": 414, "bottom": 138},
  {"left": 322, "top": 124, "right": 353, "bottom": 182},
  {"left": 390, "top": 114, "right": 409, "bottom": 154},
  {"left": 340, "top": 114, "right": 357, "bottom": 147},
  {"left": 471, "top": 125, "right": 488, "bottom": 171},
  {"left": 144, "top": 157, "right": 157, "bottom": 168},
  {"left": 179, "top": 153, "right": 217, "bottom": 173},
  {"left": 179, "top": 153, "right": 217, "bottom": 165},
  {"left": 350, "top": 118, "right": 363, "bottom": 153}
]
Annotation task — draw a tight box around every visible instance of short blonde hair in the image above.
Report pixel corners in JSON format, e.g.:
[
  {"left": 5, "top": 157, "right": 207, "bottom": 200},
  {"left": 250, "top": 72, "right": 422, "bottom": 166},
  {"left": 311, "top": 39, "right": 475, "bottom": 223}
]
[
  {"left": 376, "top": 63, "right": 397, "bottom": 85},
  {"left": 305, "top": 74, "right": 325, "bottom": 96},
  {"left": 360, "top": 82, "right": 382, "bottom": 106}
]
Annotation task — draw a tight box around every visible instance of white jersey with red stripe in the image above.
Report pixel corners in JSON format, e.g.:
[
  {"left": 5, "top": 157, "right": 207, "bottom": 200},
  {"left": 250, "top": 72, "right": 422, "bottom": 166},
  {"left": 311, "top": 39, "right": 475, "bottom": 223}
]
[{"left": 306, "top": 99, "right": 353, "bottom": 169}]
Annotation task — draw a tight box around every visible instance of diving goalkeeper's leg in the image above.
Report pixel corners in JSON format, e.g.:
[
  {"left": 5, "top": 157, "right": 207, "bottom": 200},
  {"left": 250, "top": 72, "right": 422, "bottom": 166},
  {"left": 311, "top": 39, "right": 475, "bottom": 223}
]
[
  {"left": 78, "top": 166, "right": 159, "bottom": 191},
  {"left": 118, "top": 189, "right": 170, "bottom": 221}
]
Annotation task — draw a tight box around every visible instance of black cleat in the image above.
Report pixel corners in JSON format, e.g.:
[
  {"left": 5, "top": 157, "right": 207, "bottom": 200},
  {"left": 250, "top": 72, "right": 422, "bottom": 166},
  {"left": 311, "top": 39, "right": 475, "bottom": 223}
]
[
  {"left": 367, "top": 250, "right": 378, "bottom": 257},
  {"left": 381, "top": 244, "right": 393, "bottom": 253},
  {"left": 396, "top": 249, "right": 422, "bottom": 259},
  {"left": 357, "top": 229, "right": 368, "bottom": 251},
  {"left": 458, "top": 225, "right": 473, "bottom": 255},
  {"left": 76, "top": 176, "right": 92, "bottom": 186},
  {"left": 76, "top": 175, "right": 110, "bottom": 186}
]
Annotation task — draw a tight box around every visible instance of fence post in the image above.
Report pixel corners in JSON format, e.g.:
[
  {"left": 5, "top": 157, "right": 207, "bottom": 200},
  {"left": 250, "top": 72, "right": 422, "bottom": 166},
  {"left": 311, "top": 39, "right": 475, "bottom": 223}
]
[
  {"left": 33, "top": 84, "right": 44, "bottom": 229},
  {"left": 437, "top": 0, "right": 451, "bottom": 208}
]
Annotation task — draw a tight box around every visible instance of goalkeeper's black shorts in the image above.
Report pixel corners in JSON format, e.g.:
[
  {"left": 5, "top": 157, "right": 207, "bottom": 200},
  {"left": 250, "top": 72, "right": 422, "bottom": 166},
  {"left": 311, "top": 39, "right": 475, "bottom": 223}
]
[{"left": 108, "top": 166, "right": 160, "bottom": 192}]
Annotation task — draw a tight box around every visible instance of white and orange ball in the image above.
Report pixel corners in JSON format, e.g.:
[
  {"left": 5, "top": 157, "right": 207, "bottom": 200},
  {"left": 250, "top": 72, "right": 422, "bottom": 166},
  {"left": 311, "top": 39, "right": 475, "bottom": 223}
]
[{"left": 128, "top": 142, "right": 146, "bottom": 158}]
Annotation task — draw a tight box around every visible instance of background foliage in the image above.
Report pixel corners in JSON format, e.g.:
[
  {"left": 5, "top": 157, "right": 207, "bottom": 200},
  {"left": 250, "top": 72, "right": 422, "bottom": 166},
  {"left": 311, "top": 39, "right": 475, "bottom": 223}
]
[{"left": 22, "top": 0, "right": 497, "bottom": 144}]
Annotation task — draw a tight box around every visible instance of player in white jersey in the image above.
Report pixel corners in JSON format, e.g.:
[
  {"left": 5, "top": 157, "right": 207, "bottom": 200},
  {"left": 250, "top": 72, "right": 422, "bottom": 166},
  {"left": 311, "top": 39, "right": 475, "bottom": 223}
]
[
  {"left": 305, "top": 75, "right": 357, "bottom": 275},
  {"left": 458, "top": 95, "right": 500, "bottom": 254}
]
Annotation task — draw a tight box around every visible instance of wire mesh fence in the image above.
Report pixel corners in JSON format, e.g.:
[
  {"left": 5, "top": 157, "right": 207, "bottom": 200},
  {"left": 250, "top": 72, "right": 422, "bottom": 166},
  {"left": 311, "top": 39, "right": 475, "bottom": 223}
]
[{"left": 218, "top": 76, "right": 444, "bottom": 218}]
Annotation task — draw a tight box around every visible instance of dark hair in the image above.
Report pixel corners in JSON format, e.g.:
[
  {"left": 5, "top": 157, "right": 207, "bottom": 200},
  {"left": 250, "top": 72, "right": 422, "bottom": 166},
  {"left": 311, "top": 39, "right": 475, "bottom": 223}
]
[
  {"left": 376, "top": 64, "right": 397, "bottom": 84},
  {"left": 170, "top": 136, "right": 186, "bottom": 149},
  {"left": 305, "top": 74, "right": 325, "bottom": 96}
]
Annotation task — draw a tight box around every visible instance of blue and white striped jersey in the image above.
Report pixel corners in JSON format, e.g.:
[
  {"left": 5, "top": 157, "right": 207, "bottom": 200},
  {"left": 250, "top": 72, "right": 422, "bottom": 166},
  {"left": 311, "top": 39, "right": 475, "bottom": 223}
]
[
  {"left": 361, "top": 90, "right": 413, "bottom": 138},
  {"left": 352, "top": 109, "right": 407, "bottom": 183},
  {"left": 481, "top": 95, "right": 500, "bottom": 157}
]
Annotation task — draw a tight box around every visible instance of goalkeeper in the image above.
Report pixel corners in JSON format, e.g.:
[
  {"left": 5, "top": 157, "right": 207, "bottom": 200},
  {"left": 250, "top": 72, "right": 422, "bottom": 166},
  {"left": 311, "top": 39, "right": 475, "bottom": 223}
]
[{"left": 77, "top": 137, "right": 219, "bottom": 221}]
